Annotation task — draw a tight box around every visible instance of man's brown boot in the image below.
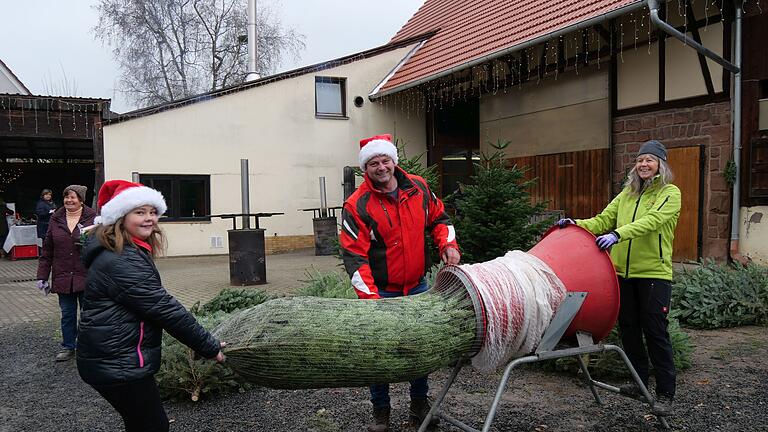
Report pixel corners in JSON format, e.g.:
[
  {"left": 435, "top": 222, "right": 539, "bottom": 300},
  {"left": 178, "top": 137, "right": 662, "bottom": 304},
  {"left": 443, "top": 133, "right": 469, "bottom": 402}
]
[
  {"left": 367, "top": 406, "right": 390, "bottom": 432},
  {"left": 55, "top": 349, "right": 75, "bottom": 362},
  {"left": 409, "top": 398, "right": 439, "bottom": 428}
]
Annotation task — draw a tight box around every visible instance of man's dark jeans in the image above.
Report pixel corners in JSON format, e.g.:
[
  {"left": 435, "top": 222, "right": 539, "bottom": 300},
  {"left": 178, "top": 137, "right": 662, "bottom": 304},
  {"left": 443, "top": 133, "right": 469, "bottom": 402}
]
[{"left": 370, "top": 279, "right": 429, "bottom": 408}]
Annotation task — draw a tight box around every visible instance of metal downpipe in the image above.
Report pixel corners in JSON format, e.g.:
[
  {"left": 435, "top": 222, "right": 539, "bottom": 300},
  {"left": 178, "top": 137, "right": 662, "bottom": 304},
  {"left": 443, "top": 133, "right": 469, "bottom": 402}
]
[
  {"left": 648, "top": 0, "right": 746, "bottom": 262},
  {"left": 730, "top": 6, "right": 746, "bottom": 262},
  {"left": 647, "top": 0, "right": 740, "bottom": 74}
]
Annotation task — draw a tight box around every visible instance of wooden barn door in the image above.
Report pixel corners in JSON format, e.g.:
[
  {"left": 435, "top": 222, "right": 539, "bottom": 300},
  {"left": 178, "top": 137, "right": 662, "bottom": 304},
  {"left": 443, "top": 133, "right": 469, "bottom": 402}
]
[
  {"left": 507, "top": 148, "right": 611, "bottom": 219},
  {"left": 666, "top": 146, "right": 701, "bottom": 261}
]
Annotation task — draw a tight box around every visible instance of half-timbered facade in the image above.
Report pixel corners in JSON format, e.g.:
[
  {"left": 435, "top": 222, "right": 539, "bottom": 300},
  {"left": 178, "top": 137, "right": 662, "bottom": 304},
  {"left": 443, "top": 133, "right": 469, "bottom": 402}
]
[{"left": 371, "top": 0, "right": 768, "bottom": 264}]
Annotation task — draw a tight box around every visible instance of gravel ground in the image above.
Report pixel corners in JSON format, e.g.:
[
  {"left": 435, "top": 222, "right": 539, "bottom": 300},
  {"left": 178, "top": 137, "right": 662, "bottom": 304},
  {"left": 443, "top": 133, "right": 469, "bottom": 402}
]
[{"left": 1, "top": 321, "right": 766, "bottom": 432}]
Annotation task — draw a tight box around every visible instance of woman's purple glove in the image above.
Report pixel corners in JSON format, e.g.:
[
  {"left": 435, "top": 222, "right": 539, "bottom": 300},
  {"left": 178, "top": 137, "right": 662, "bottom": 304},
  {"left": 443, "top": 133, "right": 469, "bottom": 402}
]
[
  {"left": 36, "top": 280, "right": 51, "bottom": 295},
  {"left": 596, "top": 232, "right": 619, "bottom": 250},
  {"left": 556, "top": 218, "right": 575, "bottom": 228}
]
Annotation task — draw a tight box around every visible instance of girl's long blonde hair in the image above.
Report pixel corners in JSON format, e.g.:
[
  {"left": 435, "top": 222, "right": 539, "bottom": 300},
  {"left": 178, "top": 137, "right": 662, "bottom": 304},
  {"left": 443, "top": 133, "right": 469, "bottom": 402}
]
[
  {"left": 94, "top": 216, "right": 165, "bottom": 258},
  {"left": 623, "top": 155, "right": 674, "bottom": 195}
]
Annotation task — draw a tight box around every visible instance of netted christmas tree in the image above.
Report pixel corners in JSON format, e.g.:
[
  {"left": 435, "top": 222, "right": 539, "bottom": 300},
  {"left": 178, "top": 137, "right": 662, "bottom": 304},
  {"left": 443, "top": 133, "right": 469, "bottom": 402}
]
[
  {"left": 156, "top": 288, "right": 273, "bottom": 401},
  {"left": 451, "top": 140, "right": 551, "bottom": 263}
]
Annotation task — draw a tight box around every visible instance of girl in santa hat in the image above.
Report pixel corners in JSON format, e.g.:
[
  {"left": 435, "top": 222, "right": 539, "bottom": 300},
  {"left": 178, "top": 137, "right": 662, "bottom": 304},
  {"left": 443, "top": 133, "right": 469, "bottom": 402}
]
[{"left": 76, "top": 180, "right": 225, "bottom": 432}]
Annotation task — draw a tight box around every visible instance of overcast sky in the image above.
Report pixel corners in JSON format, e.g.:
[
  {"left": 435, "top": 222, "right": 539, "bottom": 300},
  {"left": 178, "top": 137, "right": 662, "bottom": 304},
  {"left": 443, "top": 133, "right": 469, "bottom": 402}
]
[{"left": 0, "top": 0, "right": 423, "bottom": 113}]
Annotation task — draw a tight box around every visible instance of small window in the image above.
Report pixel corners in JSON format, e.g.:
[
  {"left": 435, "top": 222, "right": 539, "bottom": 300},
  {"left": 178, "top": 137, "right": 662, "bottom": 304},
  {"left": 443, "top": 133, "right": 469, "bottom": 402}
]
[
  {"left": 749, "top": 137, "right": 768, "bottom": 199},
  {"left": 315, "top": 76, "right": 347, "bottom": 118},
  {"left": 139, "top": 174, "right": 211, "bottom": 221}
]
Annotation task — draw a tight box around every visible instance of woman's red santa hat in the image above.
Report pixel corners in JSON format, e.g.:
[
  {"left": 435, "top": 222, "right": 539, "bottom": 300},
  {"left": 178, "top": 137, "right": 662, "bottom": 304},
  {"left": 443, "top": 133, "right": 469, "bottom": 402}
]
[
  {"left": 358, "top": 134, "right": 398, "bottom": 170},
  {"left": 95, "top": 180, "right": 167, "bottom": 225}
]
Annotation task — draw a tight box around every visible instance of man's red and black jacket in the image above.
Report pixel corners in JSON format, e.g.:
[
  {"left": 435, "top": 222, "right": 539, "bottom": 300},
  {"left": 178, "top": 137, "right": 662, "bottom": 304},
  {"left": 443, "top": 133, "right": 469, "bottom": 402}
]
[{"left": 341, "top": 166, "right": 458, "bottom": 299}]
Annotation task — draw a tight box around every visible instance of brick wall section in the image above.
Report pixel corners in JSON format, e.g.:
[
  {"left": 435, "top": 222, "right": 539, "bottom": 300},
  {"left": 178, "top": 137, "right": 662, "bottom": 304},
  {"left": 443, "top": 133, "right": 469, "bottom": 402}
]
[
  {"left": 265, "top": 235, "right": 314, "bottom": 255},
  {"left": 613, "top": 101, "right": 732, "bottom": 261}
]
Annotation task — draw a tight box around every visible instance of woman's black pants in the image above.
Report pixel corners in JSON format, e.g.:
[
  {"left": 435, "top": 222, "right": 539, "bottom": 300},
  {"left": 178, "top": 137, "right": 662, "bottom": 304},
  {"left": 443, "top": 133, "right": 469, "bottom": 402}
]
[
  {"left": 618, "top": 277, "right": 677, "bottom": 398},
  {"left": 93, "top": 376, "right": 169, "bottom": 432}
]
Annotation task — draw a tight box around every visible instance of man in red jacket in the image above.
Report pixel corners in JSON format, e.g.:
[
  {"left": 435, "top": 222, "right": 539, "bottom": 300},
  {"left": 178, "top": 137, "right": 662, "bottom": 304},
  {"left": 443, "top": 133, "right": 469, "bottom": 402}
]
[{"left": 341, "top": 134, "right": 460, "bottom": 432}]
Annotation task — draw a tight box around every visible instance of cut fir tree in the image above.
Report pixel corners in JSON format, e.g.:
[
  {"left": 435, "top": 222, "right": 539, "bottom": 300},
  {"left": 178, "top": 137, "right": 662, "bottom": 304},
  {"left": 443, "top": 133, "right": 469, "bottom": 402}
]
[{"left": 213, "top": 291, "right": 477, "bottom": 389}]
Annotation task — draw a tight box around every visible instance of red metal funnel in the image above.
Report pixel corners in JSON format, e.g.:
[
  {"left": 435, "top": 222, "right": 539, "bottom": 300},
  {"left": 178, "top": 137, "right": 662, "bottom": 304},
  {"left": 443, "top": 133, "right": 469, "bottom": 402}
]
[{"left": 528, "top": 225, "right": 620, "bottom": 342}]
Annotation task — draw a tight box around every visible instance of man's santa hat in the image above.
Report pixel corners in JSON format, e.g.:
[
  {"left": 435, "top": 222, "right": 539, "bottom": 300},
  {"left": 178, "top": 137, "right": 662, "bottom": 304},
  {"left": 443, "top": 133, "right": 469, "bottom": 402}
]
[
  {"left": 359, "top": 134, "right": 398, "bottom": 170},
  {"left": 95, "top": 180, "right": 167, "bottom": 225}
]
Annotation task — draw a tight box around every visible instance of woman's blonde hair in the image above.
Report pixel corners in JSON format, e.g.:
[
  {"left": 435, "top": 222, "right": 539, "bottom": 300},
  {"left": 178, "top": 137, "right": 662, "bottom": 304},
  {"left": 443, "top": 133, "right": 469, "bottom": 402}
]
[
  {"left": 623, "top": 154, "right": 674, "bottom": 195},
  {"left": 93, "top": 216, "right": 165, "bottom": 258}
]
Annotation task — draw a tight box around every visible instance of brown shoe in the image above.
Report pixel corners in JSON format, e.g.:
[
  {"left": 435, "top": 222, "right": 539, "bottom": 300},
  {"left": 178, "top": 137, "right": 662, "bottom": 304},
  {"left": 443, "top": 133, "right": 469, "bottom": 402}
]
[
  {"left": 55, "top": 349, "right": 75, "bottom": 362},
  {"left": 367, "top": 406, "right": 390, "bottom": 432},
  {"left": 409, "top": 398, "right": 439, "bottom": 428}
]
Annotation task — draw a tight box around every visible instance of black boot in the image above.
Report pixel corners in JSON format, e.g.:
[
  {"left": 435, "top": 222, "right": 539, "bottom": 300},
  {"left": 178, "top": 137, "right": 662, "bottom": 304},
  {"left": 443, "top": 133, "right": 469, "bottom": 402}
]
[
  {"left": 652, "top": 394, "right": 674, "bottom": 417},
  {"left": 367, "top": 406, "right": 390, "bottom": 432},
  {"left": 409, "top": 398, "right": 439, "bottom": 428}
]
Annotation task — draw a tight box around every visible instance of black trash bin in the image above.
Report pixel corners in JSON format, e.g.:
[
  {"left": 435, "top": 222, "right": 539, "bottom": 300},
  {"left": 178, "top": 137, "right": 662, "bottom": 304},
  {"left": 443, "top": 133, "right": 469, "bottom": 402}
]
[
  {"left": 228, "top": 228, "right": 267, "bottom": 285},
  {"left": 313, "top": 216, "right": 338, "bottom": 256}
]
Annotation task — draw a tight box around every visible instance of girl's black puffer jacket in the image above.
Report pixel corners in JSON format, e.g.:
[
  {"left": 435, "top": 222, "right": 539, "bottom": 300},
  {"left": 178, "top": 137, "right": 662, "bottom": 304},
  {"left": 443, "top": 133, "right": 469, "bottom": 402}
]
[{"left": 76, "top": 237, "right": 220, "bottom": 386}]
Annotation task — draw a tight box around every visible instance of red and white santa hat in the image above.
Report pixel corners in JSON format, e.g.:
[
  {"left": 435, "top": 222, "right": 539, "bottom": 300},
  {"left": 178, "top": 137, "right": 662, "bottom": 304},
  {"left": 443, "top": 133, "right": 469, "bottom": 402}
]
[
  {"left": 95, "top": 180, "right": 167, "bottom": 225},
  {"left": 359, "top": 134, "right": 398, "bottom": 170}
]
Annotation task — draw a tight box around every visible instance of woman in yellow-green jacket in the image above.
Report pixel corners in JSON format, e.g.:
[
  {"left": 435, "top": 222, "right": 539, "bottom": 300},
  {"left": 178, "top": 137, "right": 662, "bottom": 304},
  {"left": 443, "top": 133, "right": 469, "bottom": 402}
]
[{"left": 558, "top": 140, "right": 680, "bottom": 417}]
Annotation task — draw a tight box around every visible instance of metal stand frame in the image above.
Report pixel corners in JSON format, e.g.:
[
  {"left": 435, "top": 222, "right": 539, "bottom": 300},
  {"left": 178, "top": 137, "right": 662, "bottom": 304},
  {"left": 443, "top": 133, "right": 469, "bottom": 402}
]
[{"left": 417, "top": 292, "right": 671, "bottom": 431}]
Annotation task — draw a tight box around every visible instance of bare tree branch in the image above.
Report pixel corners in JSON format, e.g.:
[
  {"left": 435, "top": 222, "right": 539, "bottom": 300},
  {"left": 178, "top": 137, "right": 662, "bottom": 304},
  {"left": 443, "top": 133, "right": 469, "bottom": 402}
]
[{"left": 93, "top": 0, "right": 305, "bottom": 108}]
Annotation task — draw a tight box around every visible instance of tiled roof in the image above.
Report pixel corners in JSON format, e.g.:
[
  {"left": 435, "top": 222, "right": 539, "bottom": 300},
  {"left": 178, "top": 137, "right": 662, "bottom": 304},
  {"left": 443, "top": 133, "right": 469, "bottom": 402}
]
[
  {"left": 0, "top": 59, "right": 32, "bottom": 95},
  {"left": 106, "top": 31, "right": 434, "bottom": 123},
  {"left": 378, "top": 0, "right": 643, "bottom": 94}
]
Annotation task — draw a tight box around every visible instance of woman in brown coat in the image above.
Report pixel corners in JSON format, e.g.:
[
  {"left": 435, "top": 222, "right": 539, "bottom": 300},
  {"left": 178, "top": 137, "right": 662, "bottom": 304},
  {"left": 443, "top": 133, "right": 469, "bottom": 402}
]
[{"left": 36, "top": 185, "right": 97, "bottom": 361}]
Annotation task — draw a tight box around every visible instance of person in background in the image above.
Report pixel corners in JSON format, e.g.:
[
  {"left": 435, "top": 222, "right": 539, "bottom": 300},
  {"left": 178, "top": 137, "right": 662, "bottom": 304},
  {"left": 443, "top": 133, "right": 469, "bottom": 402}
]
[
  {"left": 36, "top": 185, "right": 96, "bottom": 361},
  {"left": 35, "top": 188, "right": 57, "bottom": 239},
  {"left": 77, "top": 180, "right": 225, "bottom": 432},
  {"left": 341, "top": 134, "right": 460, "bottom": 431},
  {"left": 557, "top": 140, "right": 680, "bottom": 417},
  {"left": 0, "top": 197, "right": 13, "bottom": 258}
]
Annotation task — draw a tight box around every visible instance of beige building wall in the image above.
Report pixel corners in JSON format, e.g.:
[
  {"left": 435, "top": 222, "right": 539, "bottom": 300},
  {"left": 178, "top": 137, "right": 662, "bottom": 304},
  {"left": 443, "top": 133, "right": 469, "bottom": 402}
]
[
  {"left": 618, "top": 23, "right": 724, "bottom": 109},
  {"left": 617, "top": 41, "right": 660, "bottom": 109},
  {"left": 739, "top": 206, "right": 768, "bottom": 266},
  {"left": 103, "top": 44, "right": 424, "bottom": 256},
  {"left": 666, "top": 23, "right": 724, "bottom": 100},
  {"left": 479, "top": 68, "right": 609, "bottom": 156}
]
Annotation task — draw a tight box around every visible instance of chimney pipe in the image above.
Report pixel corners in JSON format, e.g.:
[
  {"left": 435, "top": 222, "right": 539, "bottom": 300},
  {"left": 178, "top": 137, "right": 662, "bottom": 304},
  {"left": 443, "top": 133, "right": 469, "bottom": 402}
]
[
  {"left": 241, "top": 159, "right": 251, "bottom": 229},
  {"left": 319, "top": 177, "right": 328, "bottom": 218},
  {"left": 246, "top": 0, "right": 260, "bottom": 81}
]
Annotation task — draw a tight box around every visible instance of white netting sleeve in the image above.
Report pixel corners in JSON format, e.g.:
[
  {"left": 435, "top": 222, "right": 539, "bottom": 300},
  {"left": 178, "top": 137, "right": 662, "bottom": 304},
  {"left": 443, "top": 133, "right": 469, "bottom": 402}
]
[{"left": 462, "top": 250, "right": 567, "bottom": 372}]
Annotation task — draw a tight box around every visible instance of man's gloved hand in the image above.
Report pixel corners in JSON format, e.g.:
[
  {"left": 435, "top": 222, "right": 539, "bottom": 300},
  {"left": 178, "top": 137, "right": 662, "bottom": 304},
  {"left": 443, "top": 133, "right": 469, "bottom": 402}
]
[
  {"left": 36, "top": 280, "right": 51, "bottom": 295},
  {"left": 556, "top": 218, "right": 575, "bottom": 228},
  {"left": 596, "top": 232, "right": 619, "bottom": 250}
]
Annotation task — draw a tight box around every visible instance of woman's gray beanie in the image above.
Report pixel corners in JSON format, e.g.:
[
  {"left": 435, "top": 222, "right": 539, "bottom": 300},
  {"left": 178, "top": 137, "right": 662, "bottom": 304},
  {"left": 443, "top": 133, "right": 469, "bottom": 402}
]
[{"left": 638, "top": 140, "right": 667, "bottom": 161}]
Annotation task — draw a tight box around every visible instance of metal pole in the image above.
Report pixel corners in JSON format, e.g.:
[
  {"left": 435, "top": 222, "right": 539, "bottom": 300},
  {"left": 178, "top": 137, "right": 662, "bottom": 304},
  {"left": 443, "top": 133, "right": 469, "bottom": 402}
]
[
  {"left": 730, "top": 6, "right": 743, "bottom": 245},
  {"left": 343, "top": 166, "right": 355, "bottom": 200},
  {"left": 246, "top": 0, "right": 260, "bottom": 81},
  {"left": 241, "top": 159, "right": 250, "bottom": 229},
  {"left": 319, "top": 176, "right": 328, "bottom": 218}
]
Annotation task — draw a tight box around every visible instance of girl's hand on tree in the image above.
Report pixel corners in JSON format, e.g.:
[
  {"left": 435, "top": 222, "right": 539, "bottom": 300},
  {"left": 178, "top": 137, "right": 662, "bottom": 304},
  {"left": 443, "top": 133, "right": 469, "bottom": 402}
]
[{"left": 215, "top": 342, "right": 227, "bottom": 363}]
